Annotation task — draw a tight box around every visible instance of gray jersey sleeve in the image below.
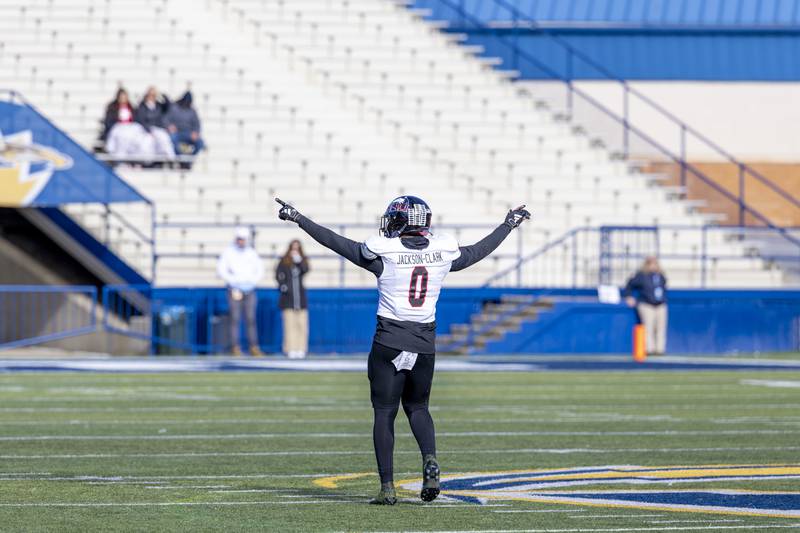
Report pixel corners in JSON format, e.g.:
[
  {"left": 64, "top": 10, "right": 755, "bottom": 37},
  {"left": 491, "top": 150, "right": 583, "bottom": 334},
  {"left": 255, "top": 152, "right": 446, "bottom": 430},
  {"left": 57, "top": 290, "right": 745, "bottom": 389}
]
[{"left": 297, "top": 215, "right": 383, "bottom": 276}]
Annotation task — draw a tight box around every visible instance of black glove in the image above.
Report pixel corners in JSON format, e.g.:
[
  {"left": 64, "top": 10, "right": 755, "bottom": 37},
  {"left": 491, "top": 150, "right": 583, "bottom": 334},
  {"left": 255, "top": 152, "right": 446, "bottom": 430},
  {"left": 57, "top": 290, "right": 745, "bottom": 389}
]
[
  {"left": 504, "top": 205, "right": 531, "bottom": 229},
  {"left": 276, "top": 197, "right": 301, "bottom": 223}
]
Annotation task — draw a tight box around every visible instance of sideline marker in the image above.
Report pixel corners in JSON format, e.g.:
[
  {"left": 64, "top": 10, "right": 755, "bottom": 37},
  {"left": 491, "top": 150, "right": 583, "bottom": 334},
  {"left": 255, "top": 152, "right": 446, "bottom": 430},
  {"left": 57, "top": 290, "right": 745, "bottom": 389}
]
[{"left": 633, "top": 324, "right": 647, "bottom": 362}]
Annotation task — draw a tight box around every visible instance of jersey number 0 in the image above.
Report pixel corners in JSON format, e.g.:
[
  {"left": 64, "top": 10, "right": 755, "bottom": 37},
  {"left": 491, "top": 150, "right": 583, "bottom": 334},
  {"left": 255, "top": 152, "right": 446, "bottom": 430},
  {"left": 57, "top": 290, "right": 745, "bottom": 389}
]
[{"left": 408, "top": 266, "right": 428, "bottom": 307}]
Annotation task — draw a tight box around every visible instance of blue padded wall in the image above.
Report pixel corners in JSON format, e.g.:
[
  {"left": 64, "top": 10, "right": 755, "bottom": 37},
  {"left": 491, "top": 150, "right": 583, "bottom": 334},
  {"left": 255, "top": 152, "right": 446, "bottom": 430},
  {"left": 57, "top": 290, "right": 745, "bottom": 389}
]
[{"left": 149, "top": 288, "right": 800, "bottom": 355}]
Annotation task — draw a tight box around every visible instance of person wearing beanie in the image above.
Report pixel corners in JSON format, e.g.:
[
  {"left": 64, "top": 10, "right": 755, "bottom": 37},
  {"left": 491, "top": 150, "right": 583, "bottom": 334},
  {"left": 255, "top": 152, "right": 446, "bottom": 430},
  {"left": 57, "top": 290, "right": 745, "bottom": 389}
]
[{"left": 165, "top": 91, "right": 205, "bottom": 168}]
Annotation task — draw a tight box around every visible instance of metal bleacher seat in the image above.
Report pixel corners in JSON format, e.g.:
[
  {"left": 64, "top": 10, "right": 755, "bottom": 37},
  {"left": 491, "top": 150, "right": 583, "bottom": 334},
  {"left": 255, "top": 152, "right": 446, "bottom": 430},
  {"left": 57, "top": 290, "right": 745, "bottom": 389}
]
[{"left": 0, "top": 0, "right": 786, "bottom": 287}]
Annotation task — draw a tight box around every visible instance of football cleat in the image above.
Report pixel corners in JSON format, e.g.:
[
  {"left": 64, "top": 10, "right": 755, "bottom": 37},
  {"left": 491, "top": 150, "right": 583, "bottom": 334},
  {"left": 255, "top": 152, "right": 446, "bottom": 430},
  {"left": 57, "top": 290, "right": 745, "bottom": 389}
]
[
  {"left": 370, "top": 483, "right": 397, "bottom": 505},
  {"left": 379, "top": 196, "right": 432, "bottom": 238},
  {"left": 420, "top": 455, "right": 440, "bottom": 502}
]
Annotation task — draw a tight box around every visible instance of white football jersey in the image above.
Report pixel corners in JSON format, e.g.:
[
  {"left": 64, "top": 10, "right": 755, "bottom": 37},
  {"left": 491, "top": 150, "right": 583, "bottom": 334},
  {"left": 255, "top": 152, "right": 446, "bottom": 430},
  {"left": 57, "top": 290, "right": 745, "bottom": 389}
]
[{"left": 363, "top": 233, "right": 461, "bottom": 323}]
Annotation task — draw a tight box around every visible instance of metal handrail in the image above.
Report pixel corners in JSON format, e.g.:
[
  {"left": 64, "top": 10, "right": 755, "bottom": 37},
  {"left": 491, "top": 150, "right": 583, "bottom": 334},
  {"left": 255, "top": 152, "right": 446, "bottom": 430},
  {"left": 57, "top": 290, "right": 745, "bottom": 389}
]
[
  {"left": 482, "top": 226, "right": 585, "bottom": 287},
  {"left": 483, "top": 224, "right": 800, "bottom": 288},
  {"left": 446, "top": 0, "right": 800, "bottom": 211},
  {"left": 429, "top": 0, "right": 799, "bottom": 221},
  {"left": 0, "top": 285, "right": 97, "bottom": 350},
  {"left": 568, "top": 85, "right": 800, "bottom": 238}
]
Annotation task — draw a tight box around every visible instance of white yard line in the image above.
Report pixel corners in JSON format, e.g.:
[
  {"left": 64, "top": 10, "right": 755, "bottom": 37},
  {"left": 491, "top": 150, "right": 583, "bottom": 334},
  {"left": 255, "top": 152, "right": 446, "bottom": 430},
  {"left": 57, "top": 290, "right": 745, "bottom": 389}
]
[
  {"left": 3, "top": 403, "right": 800, "bottom": 415},
  {"left": 0, "top": 500, "right": 365, "bottom": 507},
  {"left": 208, "top": 489, "right": 291, "bottom": 493},
  {"left": 0, "top": 472, "right": 418, "bottom": 482},
  {"left": 649, "top": 520, "right": 744, "bottom": 524},
  {"left": 144, "top": 485, "right": 230, "bottom": 490},
  {"left": 570, "top": 514, "right": 666, "bottom": 519},
  {"left": 0, "top": 429, "right": 796, "bottom": 442},
  {"left": 0, "top": 416, "right": 694, "bottom": 426},
  {"left": 0, "top": 418, "right": 372, "bottom": 427},
  {"left": 741, "top": 380, "right": 800, "bottom": 388},
  {"left": 3, "top": 445, "right": 800, "bottom": 461}
]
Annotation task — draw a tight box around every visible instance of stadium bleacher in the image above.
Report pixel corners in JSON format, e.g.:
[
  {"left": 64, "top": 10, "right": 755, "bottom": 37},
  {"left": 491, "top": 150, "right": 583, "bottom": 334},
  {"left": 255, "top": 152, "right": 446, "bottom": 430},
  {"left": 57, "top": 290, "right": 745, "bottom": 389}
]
[
  {"left": 2, "top": 3, "right": 800, "bottom": 528},
  {"left": 0, "top": 0, "right": 790, "bottom": 289}
]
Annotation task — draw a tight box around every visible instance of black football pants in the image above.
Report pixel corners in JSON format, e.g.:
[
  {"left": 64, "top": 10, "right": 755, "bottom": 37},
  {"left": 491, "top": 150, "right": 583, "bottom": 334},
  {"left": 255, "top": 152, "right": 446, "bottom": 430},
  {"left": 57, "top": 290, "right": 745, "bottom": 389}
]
[{"left": 367, "top": 341, "right": 436, "bottom": 484}]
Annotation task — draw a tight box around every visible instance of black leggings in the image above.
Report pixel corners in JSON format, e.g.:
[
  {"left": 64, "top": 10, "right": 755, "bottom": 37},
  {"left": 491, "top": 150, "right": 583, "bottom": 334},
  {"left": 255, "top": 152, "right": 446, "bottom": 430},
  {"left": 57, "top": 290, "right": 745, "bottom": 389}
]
[{"left": 367, "top": 341, "right": 436, "bottom": 484}]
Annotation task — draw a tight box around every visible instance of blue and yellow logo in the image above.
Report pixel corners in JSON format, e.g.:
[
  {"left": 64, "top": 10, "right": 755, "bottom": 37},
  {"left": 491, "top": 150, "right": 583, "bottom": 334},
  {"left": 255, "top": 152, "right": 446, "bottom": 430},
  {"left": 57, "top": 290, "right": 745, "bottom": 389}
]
[
  {"left": 395, "top": 465, "right": 800, "bottom": 518},
  {"left": 0, "top": 129, "right": 72, "bottom": 206}
]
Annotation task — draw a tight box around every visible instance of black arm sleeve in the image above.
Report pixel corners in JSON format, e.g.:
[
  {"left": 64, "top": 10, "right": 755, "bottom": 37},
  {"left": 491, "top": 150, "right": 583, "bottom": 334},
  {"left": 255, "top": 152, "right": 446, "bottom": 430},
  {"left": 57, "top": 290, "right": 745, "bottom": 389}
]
[
  {"left": 297, "top": 215, "right": 383, "bottom": 276},
  {"left": 450, "top": 224, "right": 512, "bottom": 272}
]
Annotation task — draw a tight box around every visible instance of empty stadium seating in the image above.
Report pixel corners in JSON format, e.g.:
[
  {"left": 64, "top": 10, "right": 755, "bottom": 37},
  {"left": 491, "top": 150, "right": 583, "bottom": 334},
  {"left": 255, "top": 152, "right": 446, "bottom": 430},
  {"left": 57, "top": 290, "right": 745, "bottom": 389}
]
[{"left": 0, "top": 0, "right": 787, "bottom": 287}]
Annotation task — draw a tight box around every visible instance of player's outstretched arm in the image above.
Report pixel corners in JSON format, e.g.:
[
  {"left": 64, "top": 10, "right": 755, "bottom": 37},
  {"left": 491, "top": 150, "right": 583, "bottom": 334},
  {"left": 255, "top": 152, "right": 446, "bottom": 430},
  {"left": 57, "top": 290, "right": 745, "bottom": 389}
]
[
  {"left": 450, "top": 205, "right": 531, "bottom": 272},
  {"left": 275, "top": 198, "right": 382, "bottom": 275}
]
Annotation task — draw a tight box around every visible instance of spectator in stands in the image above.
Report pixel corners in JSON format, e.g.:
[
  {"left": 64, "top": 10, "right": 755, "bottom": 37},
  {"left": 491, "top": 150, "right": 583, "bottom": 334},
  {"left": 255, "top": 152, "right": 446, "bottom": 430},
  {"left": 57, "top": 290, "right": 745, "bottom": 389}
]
[
  {"left": 276, "top": 240, "right": 310, "bottom": 359},
  {"left": 102, "top": 88, "right": 147, "bottom": 159},
  {"left": 134, "top": 87, "right": 175, "bottom": 163},
  {"left": 165, "top": 91, "right": 204, "bottom": 168},
  {"left": 217, "top": 227, "right": 265, "bottom": 357},
  {"left": 623, "top": 256, "right": 668, "bottom": 355}
]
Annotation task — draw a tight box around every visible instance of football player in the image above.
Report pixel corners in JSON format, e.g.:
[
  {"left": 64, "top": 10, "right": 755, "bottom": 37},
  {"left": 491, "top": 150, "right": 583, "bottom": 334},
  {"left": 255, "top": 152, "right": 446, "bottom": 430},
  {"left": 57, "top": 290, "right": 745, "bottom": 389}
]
[{"left": 276, "top": 195, "right": 530, "bottom": 504}]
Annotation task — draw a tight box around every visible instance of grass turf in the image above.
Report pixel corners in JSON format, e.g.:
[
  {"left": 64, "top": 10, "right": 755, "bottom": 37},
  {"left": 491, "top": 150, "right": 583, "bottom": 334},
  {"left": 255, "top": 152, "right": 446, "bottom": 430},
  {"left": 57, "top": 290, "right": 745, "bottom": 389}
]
[{"left": 0, "top": 369, "right": 799, "bottom": 532}]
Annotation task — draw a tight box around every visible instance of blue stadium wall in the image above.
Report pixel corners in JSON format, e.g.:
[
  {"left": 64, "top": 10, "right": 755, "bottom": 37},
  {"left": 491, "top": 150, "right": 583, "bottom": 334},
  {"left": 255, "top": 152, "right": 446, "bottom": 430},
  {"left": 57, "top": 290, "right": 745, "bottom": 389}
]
[
  {"left": 151, "top": 288, "right": 800, "bottom": 355},
  {"left": 413, "top": 0, "right": 800, "bottom": 80}
]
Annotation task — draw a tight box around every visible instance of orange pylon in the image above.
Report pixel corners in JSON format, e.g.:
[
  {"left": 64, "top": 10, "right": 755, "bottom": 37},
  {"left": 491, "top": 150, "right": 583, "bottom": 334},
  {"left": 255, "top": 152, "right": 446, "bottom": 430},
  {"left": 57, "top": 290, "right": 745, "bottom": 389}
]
[{"left": 633, "top": 324, "right": 647, "bottom": 363}]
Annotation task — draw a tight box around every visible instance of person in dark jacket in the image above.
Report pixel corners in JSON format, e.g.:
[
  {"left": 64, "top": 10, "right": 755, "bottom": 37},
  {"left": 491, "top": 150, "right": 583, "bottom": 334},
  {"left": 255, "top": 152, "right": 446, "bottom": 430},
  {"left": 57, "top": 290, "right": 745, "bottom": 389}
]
[
  {"left": 276, "top": 239, "right": 310, "bottom": 359},
  {"left": 134, "top": 87, "right": 175, "bottom": 161},
  {"left": 623, "top": 256, "right": 668, "bottom": 355},
  {"left": 101, "top": 88, "right": 148, "bottom": 159},
  {"left": 101, "top": 88, "right": 134, "bottom": 142},
  {"left": 164, "top": 91, "right": 204, "bottom": 167}
]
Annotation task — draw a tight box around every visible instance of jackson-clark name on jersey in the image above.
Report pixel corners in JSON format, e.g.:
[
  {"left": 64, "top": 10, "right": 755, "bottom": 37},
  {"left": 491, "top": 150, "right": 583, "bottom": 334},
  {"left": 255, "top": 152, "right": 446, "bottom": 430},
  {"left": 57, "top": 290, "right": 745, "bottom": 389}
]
[
  {"left": 363, "top": 233, "right": 461, "bottom": 323},
  {"left": 397, "top": 251, "right": 444, "bottom": 265}
]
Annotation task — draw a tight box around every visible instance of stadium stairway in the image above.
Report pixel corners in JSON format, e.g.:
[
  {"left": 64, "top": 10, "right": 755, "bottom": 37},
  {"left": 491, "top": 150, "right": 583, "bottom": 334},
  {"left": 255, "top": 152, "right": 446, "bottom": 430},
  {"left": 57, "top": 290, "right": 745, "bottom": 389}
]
[
  {"left": 0, "top": 0, "right": 788, "bottom": 287},
  {"left": 437, "top": 293, "right": 553, "bottom": 354}
]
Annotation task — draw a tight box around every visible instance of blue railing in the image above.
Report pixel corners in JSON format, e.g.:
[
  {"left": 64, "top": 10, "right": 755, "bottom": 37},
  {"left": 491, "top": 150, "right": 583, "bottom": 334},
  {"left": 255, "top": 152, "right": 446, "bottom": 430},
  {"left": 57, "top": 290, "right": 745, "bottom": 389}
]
[
  {"left": 102, "top": 285, "right": 203, "bottom": 355},
  {"left": 0, "top": 285, "right": 97, "bottom": 350},
  {"left": 414, "top": 0, "right": 799, "bottom": 233},
  {"left": 484, "top": 224, "right": 800, "bottom": 288}
]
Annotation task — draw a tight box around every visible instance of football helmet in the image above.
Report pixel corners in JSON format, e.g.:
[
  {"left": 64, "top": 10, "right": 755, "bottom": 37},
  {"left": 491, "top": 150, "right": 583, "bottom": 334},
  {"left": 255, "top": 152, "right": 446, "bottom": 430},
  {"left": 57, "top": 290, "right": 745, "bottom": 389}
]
[{"left": 379, "top": 195, "right": 432, "bottom": 238}]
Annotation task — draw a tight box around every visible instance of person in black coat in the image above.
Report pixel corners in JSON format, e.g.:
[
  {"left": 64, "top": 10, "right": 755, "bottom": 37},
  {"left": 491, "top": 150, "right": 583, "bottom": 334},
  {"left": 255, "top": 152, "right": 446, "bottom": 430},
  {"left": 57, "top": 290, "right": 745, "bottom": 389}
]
[
  {"left": 134, "top": 87, "right": 175, "bottom": 161},
  {"left": 623, "top": 256, "right": 668, "bottom": 355},
  {"left": 100, "top": 88, "right": 134, "bottom": 142},
  {"left": 276, "top": 239, "right": 310, "bottom": 358}
]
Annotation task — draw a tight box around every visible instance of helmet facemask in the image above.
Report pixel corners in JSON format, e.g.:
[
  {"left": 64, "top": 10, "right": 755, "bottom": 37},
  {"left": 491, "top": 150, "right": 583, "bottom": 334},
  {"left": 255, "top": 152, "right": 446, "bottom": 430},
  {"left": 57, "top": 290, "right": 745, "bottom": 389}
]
[{"left": 379, "top": 196, "right": 432, "bottom": 238}]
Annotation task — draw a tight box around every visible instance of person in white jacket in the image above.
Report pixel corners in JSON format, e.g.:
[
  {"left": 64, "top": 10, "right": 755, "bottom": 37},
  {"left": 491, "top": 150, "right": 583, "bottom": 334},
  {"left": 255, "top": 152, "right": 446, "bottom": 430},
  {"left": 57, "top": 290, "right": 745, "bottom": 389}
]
[{"left": 216, "top": 227, "right": 265, "bottom": 356}]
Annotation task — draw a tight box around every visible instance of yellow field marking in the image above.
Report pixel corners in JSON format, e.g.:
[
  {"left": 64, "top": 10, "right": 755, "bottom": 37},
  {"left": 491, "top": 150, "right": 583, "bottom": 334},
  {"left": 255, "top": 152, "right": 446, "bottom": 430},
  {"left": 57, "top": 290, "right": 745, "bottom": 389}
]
[
  {"left": 313, "top": 472, "right": 372, "bottom": 489},
  {"left": 497, "top": 465, "right": 800, "bottom": 484}
]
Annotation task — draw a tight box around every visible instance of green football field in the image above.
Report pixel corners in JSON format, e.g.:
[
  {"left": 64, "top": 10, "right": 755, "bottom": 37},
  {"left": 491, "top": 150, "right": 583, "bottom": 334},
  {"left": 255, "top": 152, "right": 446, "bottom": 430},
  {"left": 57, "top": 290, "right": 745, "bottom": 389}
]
[{"left": 1, "top": 368, "right": 800, "bottom": 532}]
